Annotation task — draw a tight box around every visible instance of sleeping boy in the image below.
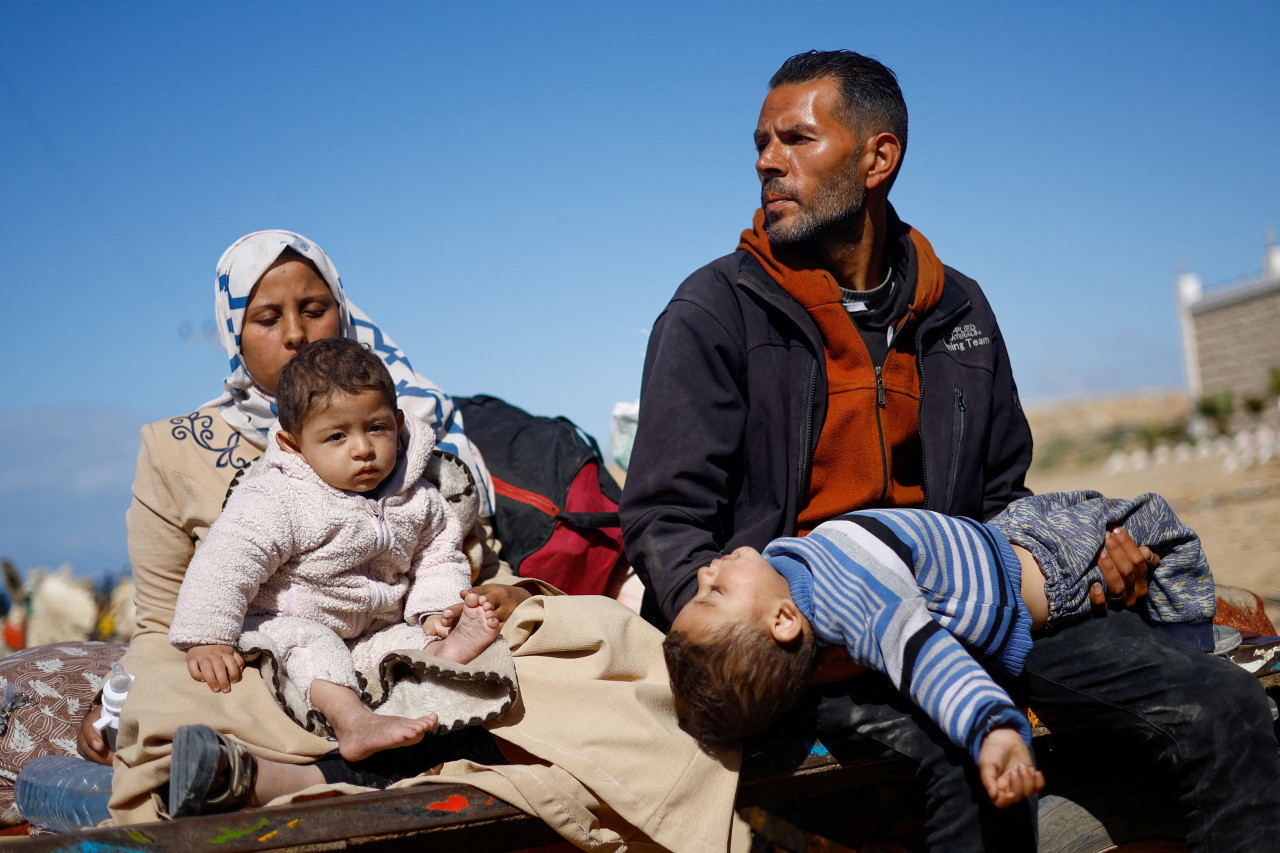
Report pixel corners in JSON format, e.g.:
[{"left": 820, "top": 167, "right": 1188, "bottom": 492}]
[{"left": 663, "top": 492, "right": 1216, "bottom": 807}]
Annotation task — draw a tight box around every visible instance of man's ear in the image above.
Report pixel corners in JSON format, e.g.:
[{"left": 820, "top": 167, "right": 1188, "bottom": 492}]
[
  {"left": 276, "top": 430, "right": 303, "bottom": 456},
  {"left": 770, "top": 599, "right": 805, "bottom": 645},
  {"left": 862, "top": 131, "right": 902, "bottom": 192}
]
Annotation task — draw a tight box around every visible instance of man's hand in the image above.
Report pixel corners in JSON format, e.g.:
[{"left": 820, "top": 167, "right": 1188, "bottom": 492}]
[
  {"left": 809, "top": 646, "right": 870, "bottom": 684},
  {"left": 440, "top": 584, "right": 533, "bottom": 631},
  {"left": 76, "top": 704, "right": 113, "bottom": 766},
  {"left": 978, "top": 726, "right": 1045, "bottom": 808},
  {"left": 1089, "top": 527, "right": 1158, "bottom": 612},
  {"left": 186, "top": 644, "right": 244, "bottom": 693}
]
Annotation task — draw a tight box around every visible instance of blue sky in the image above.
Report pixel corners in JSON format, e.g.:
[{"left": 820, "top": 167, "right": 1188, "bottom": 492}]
[{"left": 2, "top": 1, "right": 1277, "bottom": 577}]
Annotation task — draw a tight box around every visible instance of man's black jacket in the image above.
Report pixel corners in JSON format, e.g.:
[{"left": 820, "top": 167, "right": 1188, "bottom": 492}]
[{"left": 620, "top": 249, "right": 1034, "bottom": 626}]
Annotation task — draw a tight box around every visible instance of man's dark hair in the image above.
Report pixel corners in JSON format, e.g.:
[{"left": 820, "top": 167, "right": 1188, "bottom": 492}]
[
  {"left": 276, "top": 338, "right": 397, "bottom": 435},
  {"left": 770, "top": 50, "right": 908, "bottom": 176},
  {"left": 663, "top": 623, "right": 816, "bottom": 742}
]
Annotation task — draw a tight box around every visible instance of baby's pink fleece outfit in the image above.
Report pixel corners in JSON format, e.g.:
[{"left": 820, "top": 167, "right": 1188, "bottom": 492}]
[{"left": 169, "top": 413, "right": 469, "bottom": 703}]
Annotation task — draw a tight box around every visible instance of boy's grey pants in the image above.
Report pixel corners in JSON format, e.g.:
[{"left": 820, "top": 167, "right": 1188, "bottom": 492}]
[{"left": 987, "top": 490, "right": 1216, "bottom": 642}]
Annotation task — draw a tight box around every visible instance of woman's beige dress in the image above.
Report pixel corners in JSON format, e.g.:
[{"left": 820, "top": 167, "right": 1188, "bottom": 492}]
[{"left": 114, "top": 407, "right": 738, "bottom": 853}]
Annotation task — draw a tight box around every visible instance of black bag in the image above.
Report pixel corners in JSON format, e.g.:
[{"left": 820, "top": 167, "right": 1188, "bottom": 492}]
[{"left": 455, "top": 395, "right": 626, "bottom": 595}]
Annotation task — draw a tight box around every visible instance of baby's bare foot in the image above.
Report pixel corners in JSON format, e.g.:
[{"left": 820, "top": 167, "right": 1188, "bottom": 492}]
[
  {"left": 332, "top": 711, "right": 437, "bottom": 762},
  {"left": 431, "top": 592, "right": 499, "bottom": 664}
]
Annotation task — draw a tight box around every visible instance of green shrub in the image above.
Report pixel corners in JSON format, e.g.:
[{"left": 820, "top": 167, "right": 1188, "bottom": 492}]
[
  {"left": 1195, "top": 392, "right": 1234, "bottom": 435},
  {"left": 1196, "top": 392, "right": 1233, "bottom": 419}
]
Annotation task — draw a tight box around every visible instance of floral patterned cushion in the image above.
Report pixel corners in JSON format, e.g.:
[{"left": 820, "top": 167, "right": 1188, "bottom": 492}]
[{"left": 0, "top": 642, "right": 126, "bottom": 824}]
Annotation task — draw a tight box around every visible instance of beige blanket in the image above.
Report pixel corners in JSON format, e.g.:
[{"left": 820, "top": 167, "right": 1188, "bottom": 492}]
[{"left": 113, "top": 595, "right": 739, "bottom": 853}]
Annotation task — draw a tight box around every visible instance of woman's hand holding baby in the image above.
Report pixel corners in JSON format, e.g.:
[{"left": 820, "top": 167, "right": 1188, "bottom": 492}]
[
  {"left": 439, "top": 584, "right": 533, "bottom": 631},
  {"left": 186, "top": 644, "right": 245, "bottom": 693},
  {"left": 978, "top": 726, "right": 1044, "bottom": 808}
]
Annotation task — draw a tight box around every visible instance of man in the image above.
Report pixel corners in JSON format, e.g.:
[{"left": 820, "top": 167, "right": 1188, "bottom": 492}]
[{"left": 621, "top": 50, "right": 1280, "bottom": 851}]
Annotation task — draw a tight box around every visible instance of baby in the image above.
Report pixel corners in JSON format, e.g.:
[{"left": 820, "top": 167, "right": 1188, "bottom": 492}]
[
  {"left": 664, "top": 492, "right": 1215, "bottom": 808},
  {"left": 170, "top": 337, "right": 498, "bottom": 762}
]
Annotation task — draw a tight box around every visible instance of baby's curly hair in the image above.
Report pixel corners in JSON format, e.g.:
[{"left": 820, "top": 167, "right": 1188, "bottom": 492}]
[
  {"left": 276, "top": 338, "right": 397, "bottom": 434},
  {"left": 663, "top": 621, "right": 816, "bottom": 742}
]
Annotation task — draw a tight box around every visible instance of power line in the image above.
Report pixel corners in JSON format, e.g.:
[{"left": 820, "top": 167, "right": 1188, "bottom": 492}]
[{"left": 0, "top": 63, "right": 156, "bottom": 281}]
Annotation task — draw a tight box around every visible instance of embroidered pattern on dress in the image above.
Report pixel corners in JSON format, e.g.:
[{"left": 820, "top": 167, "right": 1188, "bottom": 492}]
[{"left": 170, "top": 412, "right": 253, "bottom": 470}]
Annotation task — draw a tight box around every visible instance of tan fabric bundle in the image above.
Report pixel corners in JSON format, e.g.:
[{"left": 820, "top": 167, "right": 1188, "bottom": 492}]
[{"left": 113, "top": 595, "right": 739, "bottom": 853}]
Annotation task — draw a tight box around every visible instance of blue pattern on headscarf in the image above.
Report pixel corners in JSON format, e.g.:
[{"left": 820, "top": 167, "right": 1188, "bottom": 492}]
[{"left": 352, "top": 315, "right": 413, "bottom": 370}]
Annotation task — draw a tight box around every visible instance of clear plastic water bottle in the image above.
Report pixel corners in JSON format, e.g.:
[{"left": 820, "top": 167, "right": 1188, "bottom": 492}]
[
  {"left": 14, "top": 755, "right": 113, "bottom": 832},
  {"left": 91, "top": 661, "right": 134, "bottom": 752}
]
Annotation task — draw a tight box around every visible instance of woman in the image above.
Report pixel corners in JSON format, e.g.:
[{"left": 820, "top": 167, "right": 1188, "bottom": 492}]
[
  {"left": 82, "top": 231, "right": 735, "bottom": 852},
  {"left": 93, "top": 230, "right": 527, "bottom": 819},
  {"left": 124, "top": 231, "right": 501, "bottom": 652}
]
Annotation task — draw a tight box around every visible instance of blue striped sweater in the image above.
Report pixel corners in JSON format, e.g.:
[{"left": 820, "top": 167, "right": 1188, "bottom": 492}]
[{"left": 764, "top": 509, "right": 1034, "bottom": 764}]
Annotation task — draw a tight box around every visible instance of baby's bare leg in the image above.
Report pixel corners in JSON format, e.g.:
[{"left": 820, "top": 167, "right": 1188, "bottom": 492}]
[
  {"left": 309, "top": 680, "right": 437, "bottom": 762},
  {"left": 978, "top": 726, "right": 1045, "bottom": 808},
  {"left": 429, "top": 592, "right": 499, "bottom": 664}
]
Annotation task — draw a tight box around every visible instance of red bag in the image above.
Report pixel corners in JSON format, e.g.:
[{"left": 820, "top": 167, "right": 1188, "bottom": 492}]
[{"left": 456, "top": 395, "right": 627, "bottom": 595}]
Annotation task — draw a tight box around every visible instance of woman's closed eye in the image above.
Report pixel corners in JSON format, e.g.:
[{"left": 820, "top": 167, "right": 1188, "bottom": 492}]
[{"left": 300, "top": 295, "right": 334, "bottom": 313}]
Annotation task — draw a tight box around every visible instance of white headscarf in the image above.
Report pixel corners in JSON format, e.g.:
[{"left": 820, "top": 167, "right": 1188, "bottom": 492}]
[{"left": 204, "top": 230, "right": 494, "bottom": 517}]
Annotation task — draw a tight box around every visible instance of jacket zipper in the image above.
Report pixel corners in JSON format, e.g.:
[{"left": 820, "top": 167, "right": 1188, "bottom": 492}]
[
  {"left": 366, "top": 501, "right": 390, "bottom": 554},
  {"left": 735, "top": 259, "right": 828, "bottom": 514},
  {"left": 493, "top": 476, "right": 561, "bottom": 516},
  {"left": 873, "top": 322, "right": 903, "bottom": 501},
  {"left": 873, "top": 362, "right": 889, "bottom": 499},
  {"left": 944, "top": 387, "right": 966, "bottom": 514},
  {"left": 799, "top": 359, "right": 819, "bottom": 498}
]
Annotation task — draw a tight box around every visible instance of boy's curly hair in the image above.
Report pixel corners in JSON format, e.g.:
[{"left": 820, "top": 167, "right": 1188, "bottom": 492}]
[
  {"left": 276, "top": 338, "right": 397, "bottom": 434},
  {"left": 663, "top": 622, "right": 816, "bottom": 741}
]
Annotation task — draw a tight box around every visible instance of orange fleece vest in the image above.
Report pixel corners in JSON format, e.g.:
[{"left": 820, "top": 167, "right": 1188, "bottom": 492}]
[{"left": 739, "top": 210, "right": 945, "bottom": 531}]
